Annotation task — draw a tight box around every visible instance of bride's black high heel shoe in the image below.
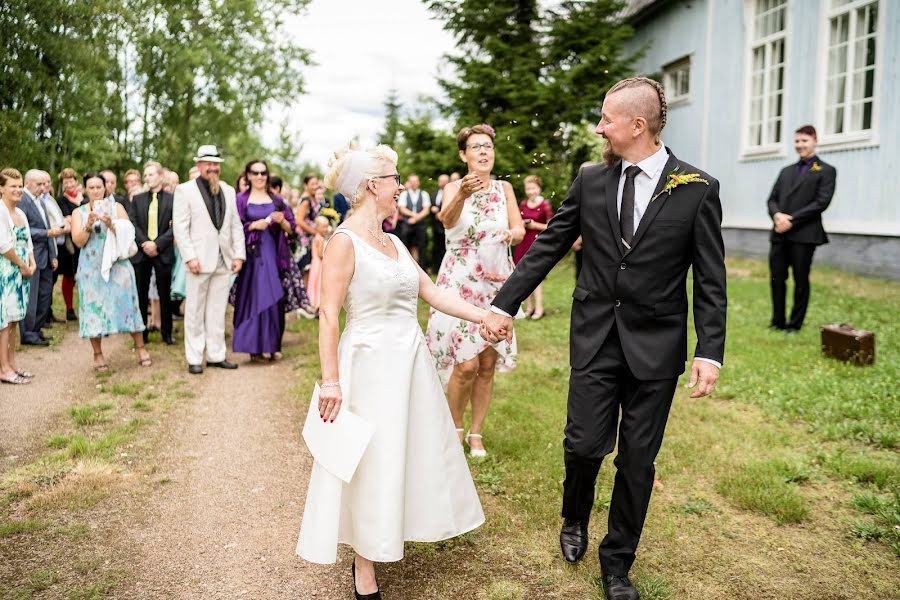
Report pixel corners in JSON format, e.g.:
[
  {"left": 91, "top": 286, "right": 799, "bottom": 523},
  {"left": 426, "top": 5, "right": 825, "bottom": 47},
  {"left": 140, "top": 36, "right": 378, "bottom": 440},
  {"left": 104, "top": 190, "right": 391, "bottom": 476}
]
[{"left": 352, "top": 561, "right": 382, "bottom": 600}]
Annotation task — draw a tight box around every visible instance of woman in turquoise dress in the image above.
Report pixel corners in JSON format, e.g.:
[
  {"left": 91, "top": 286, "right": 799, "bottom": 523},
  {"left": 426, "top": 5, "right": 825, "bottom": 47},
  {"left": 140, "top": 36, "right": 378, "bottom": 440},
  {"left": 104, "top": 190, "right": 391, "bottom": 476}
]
[
  {"left": 71, "top": 172, "right": 150, "bottom": 372},
  {"left": 0, "top": 168, "right": 37, "bottom": 385}
]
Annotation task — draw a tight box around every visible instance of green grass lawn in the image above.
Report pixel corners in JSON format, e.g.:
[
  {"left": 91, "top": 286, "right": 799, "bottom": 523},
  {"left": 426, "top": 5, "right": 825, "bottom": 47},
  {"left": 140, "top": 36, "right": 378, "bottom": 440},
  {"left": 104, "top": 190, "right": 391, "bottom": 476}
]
[{"left": 289, "top": 254, "right": 898, "bottom": 599}]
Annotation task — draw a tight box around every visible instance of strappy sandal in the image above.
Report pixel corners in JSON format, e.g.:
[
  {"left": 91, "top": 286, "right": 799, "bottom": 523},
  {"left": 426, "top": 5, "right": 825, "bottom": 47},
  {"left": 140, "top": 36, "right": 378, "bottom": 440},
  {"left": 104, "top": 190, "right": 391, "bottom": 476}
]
[
  {"left": 465, "top": 432, "right": 487, "bottom": 458},
  {"left": 137, "top": 347, "right": 152, "bottom": 367},
  {"left": 455, "top": 427, "right": 465, "bottom": 444},
  {"left": 15, "top": 369, "right": 34, "bottom": 379},
  {"left": 250, "top": 354, "right": 267, "bottom": 363},
  {"left": 93, "top": 353, "right": 109, "bottom": 372},
  {"left": 1, "top": 373, "right": 31, "bottom": 385}
]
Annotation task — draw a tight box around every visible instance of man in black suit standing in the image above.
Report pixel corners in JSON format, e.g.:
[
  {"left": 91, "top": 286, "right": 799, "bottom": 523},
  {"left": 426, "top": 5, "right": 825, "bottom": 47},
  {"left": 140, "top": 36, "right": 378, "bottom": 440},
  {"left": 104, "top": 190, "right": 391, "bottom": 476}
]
[
  {"left": 430, "top": 173, "right": 449, "bottom": 274},
  {"left": 767, "top": 125, "right": 835, "bottom": 333},
  {"left": 127, "top": 161, "right": 176, "bottom": 345},
  {"left": 482, "top": 77, "right": 726, "bottom": 600},
  {"left": 20, "top": 170, "right": 62, "bottom": 346}
]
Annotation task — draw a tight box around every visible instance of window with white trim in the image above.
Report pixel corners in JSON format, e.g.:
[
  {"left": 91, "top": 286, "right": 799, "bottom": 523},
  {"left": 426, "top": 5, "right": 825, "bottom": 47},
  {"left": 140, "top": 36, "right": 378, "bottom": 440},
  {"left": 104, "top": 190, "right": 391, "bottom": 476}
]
[
  {"left": 745, "top": 0, "right": 788, "bottom": 151},
  {"left": 823, "top": 0, "right": 878, "bottom": 137},
  {"left": 662, "top": 57, "right": 691, "bottom": 104}
]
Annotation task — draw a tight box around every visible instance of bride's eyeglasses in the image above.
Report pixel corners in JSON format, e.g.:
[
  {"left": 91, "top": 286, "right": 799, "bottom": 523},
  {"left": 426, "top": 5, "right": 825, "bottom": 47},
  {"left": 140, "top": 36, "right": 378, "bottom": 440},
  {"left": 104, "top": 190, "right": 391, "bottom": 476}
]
[{"left": 372, "top": 174, "right": 401, "bottom": 185}]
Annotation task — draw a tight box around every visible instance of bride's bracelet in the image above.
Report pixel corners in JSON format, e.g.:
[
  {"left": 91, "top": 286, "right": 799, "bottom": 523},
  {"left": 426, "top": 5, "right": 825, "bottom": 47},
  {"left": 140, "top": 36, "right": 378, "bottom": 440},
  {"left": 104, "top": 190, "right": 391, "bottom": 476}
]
[{"left": 321, "top": 381, "right": 340, "bottom": 389}]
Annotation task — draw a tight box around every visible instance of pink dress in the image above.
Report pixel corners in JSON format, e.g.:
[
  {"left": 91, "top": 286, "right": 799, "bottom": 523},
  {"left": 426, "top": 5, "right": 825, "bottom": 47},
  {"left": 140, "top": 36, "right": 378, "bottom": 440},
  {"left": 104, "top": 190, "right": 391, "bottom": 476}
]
[
  {"left": 513, "top": 196, "right": 553, "bottom": 264},
  {"left": 307, "top": 235, "right": 324, "bottom": 307}
]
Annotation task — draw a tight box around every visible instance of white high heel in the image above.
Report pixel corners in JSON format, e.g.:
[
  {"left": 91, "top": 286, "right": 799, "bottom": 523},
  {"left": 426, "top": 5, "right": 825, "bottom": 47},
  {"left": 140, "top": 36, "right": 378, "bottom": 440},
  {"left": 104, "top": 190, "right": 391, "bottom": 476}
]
[
  {"left": 455, "top": 427, "right": 465, "bottom": 444},
  {"left": 465, "top": 432, "right": 487, "bottom": 458}
]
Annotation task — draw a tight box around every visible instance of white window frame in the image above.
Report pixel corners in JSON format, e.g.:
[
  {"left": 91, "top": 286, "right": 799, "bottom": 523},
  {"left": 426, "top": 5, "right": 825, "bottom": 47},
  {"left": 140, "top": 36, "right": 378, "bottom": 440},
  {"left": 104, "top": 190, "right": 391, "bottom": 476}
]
[
  {"left": 662, "top": 56, "right": 692, "bottom": 105},
  {"left": 740, "top": 0, "right": 791, "bottom": 159},
  {"left": 815, "top": 0, "right": 884, "bottom": 151}
]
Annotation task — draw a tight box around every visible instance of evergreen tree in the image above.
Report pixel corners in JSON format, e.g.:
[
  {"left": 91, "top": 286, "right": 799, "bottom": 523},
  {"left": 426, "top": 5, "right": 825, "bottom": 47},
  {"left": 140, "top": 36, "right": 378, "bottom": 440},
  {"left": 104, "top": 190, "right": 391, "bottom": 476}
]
[{"left": 425, "top": 0, "right": 638, "bottom": 202}]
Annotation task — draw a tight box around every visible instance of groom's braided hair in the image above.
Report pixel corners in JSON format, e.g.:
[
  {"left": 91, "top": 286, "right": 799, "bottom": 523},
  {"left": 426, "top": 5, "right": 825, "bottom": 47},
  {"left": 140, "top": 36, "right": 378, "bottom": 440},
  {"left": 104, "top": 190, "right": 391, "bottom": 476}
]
[{"left": 607, "top": 77, "right": 668, "bottom": 143}]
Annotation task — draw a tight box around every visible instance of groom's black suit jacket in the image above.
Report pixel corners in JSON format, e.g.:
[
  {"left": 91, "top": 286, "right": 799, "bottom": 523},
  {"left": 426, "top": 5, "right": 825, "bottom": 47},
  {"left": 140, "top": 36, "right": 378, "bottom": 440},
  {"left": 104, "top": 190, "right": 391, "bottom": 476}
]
[{"left": 493, "top": 150, "right": 727, "bottom": 380}]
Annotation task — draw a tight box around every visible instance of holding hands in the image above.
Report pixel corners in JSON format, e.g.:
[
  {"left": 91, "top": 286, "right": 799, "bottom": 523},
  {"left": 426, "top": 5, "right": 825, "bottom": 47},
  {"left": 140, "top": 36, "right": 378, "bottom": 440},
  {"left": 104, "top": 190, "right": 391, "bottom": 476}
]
[{"left": 480, "top": 310, "right": 513, "bottom": 344}]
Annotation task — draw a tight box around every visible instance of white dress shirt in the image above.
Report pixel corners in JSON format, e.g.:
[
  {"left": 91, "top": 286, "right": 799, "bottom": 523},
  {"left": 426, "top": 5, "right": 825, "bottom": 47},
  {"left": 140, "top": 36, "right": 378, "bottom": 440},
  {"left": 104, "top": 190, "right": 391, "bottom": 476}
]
[
  {"left": 618, "top": 144, "right": 669, "bottom": 235},
  {"left": 492, "top": 144, "right": 721, "bottom": 370},
  {"left": 398, "top": 189, "right": 431, "bottom": 213}
]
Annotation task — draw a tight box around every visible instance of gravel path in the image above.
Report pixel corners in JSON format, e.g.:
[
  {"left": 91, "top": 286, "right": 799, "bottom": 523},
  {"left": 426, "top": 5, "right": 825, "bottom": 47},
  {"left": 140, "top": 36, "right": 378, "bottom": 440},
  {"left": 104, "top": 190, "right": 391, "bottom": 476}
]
[
  {"left": 115, "top": 339, "right": 347, "bottom": 599},
  {"left": 0, "top": 325, "right": 130, "bottom": 465}
]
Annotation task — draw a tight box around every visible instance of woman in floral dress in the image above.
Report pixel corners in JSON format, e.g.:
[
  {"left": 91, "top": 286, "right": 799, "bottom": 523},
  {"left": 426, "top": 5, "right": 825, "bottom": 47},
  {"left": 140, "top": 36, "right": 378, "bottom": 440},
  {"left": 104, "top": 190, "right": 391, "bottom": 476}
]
[
  {"left": 0, "top": 168, "right": 37, "bottom": 385},
  {"left": 72, "top": 173, "right": 149, "bottom": 371},
  {"left": 425, "top": 124, "right": 525, "bottom": 457}
]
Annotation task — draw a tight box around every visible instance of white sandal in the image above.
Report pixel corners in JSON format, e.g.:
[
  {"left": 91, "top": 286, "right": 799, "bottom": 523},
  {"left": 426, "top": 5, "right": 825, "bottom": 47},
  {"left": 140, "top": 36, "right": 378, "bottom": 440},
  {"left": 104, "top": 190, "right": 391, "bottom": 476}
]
[{"left": 465, "top": 432, "right": 487, "bottom": 458}]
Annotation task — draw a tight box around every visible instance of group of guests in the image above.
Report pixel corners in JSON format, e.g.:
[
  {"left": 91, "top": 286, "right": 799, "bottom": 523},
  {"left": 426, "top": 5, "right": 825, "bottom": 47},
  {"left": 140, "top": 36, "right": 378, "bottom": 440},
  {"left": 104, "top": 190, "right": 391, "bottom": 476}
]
[{"left": 0, "top": 145, "right": 350, "bottom": 382}]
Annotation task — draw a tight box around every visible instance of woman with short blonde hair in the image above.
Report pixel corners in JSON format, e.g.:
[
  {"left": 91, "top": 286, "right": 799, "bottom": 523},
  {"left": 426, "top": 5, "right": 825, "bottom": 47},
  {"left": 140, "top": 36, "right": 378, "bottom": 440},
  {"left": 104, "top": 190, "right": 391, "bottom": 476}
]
[{"left": 297, "top": 144, "right": 487, "bottom": 599}]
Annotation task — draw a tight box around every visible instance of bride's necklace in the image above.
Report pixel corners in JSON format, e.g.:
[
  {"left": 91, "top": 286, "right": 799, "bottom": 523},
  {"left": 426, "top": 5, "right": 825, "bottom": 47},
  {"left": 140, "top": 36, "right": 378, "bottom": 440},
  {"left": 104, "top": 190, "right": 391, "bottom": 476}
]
[{"left": 367, "top": 221, "right": 387, "bottom": 247}]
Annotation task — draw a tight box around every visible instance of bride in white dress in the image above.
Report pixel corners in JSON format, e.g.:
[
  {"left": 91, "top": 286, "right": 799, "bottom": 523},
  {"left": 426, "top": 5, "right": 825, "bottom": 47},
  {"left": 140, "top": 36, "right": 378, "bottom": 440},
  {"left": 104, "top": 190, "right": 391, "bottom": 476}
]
[{"left": 297, "top": 145, "right": 493, "bottom": 599}]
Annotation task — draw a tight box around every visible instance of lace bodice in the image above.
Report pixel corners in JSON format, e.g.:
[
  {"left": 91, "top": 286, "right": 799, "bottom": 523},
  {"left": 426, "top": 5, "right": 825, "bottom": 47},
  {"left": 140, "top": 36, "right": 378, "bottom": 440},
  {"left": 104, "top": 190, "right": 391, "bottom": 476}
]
[{"left": 329, "top": 229, "right": 419, "bottom": 327}]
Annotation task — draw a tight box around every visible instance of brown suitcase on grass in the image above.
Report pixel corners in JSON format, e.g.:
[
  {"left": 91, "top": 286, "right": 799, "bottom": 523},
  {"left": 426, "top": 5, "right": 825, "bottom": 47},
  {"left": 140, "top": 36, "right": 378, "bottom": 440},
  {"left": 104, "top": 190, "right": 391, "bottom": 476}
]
[{"left": 820, "top": 323, "right": 875, "bottom": 365}]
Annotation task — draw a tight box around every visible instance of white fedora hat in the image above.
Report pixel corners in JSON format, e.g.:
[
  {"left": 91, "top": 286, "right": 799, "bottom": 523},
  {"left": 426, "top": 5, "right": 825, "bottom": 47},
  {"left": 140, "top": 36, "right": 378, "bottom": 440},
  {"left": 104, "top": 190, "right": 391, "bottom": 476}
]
[{"left": 193, "top": 144, "right": 225, "bottom": 163}]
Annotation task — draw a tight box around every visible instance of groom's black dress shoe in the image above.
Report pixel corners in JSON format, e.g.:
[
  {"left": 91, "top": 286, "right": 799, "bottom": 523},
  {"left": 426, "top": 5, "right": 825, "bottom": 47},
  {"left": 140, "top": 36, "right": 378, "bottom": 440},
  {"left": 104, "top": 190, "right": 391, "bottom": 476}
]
[
  {"left": 602, "top": 574, "right": 639, "bottom": 600},
  {"left": 560, "top": 519, "right": 589, "bottom": 563},
  {"left": 188, "top": 365, "right": 203, "bottom": 375},
  {"left": 206, "top": 360, "right": 238, "bottom": 370}
]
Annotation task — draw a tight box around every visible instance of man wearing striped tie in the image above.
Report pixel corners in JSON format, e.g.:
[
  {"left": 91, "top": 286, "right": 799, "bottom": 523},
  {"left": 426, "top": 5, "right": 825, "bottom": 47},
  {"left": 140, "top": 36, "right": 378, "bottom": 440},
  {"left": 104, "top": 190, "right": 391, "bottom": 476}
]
[{"left": 127, "top": 161, "right": 176, "bottom": 345}]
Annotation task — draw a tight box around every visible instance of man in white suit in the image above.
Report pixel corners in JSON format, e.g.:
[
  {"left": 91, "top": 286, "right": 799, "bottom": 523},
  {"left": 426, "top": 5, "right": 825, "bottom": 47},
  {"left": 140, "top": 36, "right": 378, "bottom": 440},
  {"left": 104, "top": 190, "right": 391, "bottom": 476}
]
[{"left": 173, "top": 145, "right": 246, "bottom": 374}]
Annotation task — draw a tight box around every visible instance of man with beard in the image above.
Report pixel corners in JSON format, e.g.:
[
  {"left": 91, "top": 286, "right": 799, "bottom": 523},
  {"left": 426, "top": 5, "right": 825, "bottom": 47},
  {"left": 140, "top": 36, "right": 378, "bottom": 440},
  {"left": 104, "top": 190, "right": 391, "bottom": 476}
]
[
  {"left": 481, "top": 77, "right": 726, "bottom": 600},
  {"left": 173, "top": 145, "right": 245, "bottom": 374}
]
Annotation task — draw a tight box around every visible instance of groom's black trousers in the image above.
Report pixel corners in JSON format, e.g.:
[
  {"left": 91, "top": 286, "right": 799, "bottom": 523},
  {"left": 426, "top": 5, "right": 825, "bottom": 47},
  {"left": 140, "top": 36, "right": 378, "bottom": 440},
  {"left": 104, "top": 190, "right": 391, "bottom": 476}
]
[{"left": 562, "top": 324, "right": 677, "bottom": 576}]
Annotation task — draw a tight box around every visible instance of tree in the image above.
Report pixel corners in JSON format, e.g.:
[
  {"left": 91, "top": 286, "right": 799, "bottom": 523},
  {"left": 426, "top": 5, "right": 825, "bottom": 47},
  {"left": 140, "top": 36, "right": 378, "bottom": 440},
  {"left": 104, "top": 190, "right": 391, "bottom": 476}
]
[
  {"left": 0, "top": 0, "right": 312, "bottom": 185},
  {"left": 379, "top": 89, "right": 403, "bottom": 148},
  {"left": 425, "top": 0, "right": 639, "bottom": 203},
  {"left": 0, "top": 0, "right": 127, "bottom": 174}
]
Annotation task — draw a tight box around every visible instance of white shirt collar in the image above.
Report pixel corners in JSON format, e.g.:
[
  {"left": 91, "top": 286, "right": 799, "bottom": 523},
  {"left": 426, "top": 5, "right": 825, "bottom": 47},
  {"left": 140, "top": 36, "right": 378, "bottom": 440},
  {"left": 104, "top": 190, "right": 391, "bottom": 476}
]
[{"left": 621, "top": 144, "right": 669, "bottom": 179}]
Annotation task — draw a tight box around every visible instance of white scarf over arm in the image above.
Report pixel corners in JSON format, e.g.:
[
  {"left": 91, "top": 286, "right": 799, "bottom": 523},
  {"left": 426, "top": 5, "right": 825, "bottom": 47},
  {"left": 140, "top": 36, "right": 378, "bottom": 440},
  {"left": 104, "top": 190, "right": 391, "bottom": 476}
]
[{"left": 101, "top": 218, "right": 136, "bottom": 281}]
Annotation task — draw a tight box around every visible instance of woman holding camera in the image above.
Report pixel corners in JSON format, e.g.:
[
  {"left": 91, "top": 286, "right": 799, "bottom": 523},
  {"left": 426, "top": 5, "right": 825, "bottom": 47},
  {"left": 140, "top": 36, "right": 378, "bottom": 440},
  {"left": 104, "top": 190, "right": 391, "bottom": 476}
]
[{"left": 71, "top": 172, "right": 148, "bottom": 371}]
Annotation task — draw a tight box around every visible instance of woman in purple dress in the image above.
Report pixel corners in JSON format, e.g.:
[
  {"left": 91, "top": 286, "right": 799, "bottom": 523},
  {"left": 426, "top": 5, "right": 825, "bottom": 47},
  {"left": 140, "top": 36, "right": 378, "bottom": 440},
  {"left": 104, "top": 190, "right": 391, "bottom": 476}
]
[{"left": 231, "top": 160, "right": 308, "bottom": 361}]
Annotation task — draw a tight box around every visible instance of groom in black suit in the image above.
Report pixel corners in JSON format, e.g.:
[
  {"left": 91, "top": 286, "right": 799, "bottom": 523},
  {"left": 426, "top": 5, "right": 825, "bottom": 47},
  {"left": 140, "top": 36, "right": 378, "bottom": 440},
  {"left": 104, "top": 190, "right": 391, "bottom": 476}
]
[
  {"left": 127, "top": 162, "right": 176, "bottom": 345},
  {"left": 483, "top": 77, "right": 726, "bottom": 600},
  {"left": 767, "top": 125, "right": 836, "bottom": 332}
]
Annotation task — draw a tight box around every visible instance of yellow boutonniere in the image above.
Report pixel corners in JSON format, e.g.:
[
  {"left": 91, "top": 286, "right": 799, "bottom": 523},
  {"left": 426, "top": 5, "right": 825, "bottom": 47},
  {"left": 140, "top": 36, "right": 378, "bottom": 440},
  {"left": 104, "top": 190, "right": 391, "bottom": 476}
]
[
  {"left": 810, "top": 162, "right": 822, "bottom": 173},
  {"left": 651, "top": 169, "right": 710, "bottom": 202}
]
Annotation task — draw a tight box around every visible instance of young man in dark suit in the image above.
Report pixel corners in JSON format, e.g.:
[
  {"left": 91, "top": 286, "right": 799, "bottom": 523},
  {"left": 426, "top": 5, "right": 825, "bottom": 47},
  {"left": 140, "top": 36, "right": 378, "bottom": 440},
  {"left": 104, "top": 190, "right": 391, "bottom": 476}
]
[
  {"left": 127, "top": 161, "right": 176, "bottom": 345},
  {"left": 767, "top": 125, "right": 836, "bottom": 332},
  {"left": 482, "top": 77, "right": 726, "bottom": 600}
]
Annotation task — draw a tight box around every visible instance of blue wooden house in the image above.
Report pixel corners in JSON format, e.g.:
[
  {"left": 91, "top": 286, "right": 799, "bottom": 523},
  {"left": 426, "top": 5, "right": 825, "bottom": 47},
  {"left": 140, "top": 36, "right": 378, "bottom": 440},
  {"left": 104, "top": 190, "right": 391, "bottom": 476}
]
[{"left": 623, "top": 0, "right": 898, "bottom": 278}]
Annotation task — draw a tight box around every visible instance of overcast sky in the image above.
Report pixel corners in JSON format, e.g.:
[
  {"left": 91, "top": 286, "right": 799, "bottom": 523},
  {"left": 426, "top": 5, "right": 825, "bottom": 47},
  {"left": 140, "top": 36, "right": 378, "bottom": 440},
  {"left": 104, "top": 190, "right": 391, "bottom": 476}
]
[{"left": 263, "top": 0, "right": 457, "bottom": 170}]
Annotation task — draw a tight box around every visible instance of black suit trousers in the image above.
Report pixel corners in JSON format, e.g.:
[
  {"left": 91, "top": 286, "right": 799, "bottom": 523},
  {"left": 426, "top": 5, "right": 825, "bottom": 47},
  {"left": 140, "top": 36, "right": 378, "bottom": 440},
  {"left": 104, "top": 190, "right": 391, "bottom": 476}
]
[
  {"left": 562, "top": 324, "right": 677, "bottom": 576},
  {"left": 769, "top": 239, "right": 816, "bottom": 330},
  {"left": 135, "top": 258, "right": 174, "bottom": 337},
  {"left": 21, "top": 265, "right": 54, "bottom": 341},
  {"left": 400, "top": 221, "right": 428, "bottom": 267},
  {"left": 431, "top": 222, "right": 446, "bottom": 273}
]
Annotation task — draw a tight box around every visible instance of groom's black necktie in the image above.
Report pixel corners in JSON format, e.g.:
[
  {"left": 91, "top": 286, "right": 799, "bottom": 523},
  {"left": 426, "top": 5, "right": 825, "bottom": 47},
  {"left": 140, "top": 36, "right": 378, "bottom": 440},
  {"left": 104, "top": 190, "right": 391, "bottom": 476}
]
[{"left": 620, "top": 165, "right": 642, "bottom": 249}]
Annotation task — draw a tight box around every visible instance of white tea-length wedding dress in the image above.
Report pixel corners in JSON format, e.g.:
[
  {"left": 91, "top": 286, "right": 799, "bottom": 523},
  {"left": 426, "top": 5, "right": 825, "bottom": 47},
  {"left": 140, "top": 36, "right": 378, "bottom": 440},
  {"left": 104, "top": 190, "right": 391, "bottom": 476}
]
[{"left": 297, "top": 229, "right": 484, "bottom": 564}]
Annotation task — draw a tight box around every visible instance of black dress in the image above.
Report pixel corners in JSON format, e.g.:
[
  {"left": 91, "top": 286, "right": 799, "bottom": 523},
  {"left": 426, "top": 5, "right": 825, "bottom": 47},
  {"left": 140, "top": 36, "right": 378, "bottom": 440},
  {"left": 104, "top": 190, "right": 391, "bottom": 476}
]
[{"left": 56, "top": 194, "right": 87, "bottom": 277}]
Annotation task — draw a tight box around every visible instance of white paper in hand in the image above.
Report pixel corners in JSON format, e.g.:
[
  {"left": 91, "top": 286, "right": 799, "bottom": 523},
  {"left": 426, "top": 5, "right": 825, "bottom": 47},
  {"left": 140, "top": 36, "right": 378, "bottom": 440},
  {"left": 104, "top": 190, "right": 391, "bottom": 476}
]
[{"left": 302, "top": 383, "right": 374, "bottom": 483}]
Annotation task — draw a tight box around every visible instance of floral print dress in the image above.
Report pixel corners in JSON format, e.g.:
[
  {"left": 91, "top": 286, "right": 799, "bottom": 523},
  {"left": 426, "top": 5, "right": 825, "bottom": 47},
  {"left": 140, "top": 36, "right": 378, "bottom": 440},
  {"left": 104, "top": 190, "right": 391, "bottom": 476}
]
[
  {"left": 75, "top": 200, "right": 144, "bottom": 338},
  {"left": 426, "top": 179, "right": 517, "bottom": 387},
  {"left": 0, "top": 206, "right": 32, "bottom": 330}
]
